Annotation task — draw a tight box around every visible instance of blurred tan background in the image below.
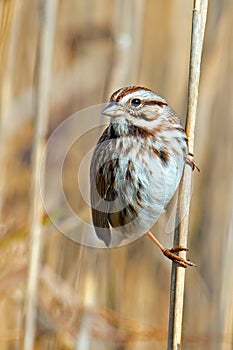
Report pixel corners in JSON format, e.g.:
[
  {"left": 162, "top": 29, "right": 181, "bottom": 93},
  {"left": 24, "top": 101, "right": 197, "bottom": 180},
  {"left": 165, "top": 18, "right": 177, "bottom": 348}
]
[{"left": 0, "top": 0, "right": 232, "bottom": 349}]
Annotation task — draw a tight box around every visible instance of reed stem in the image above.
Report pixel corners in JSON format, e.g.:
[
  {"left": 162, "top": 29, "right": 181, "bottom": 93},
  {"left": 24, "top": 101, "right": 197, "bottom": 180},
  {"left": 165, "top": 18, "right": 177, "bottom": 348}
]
[
  {"left": 167, "top": 1, "right": 208, "bottom": 349},
  {"left": 23, "top": 1, "right": 58, "bottom": 349}
]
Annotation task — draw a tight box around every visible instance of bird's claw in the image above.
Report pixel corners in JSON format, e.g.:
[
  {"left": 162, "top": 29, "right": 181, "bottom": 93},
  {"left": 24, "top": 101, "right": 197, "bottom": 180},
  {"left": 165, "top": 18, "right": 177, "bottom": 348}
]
[
  {"left": 163, "top": 246, "right": 197, "bottom": 268},
  {"left": 186, "top": 153, "right": 200, "bottom": 172}
]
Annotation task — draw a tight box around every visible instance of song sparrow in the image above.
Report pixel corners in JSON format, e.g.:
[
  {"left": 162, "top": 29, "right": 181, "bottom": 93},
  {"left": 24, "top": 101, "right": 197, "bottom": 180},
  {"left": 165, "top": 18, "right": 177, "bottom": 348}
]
[{"left": 90, "top": 86, "right": 197, "bottom": 267}]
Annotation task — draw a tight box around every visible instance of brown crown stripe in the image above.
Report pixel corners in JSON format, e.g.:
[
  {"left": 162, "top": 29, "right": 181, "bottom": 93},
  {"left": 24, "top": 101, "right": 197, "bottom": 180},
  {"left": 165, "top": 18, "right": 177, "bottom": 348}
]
[
  {"left": 110, "top": 86, "right": 168, "bottom": 107},
  {"left": 110, "top": 87, "right": 124, "bottom": 102},
  {"left": 111, "top": 86, "right": 153, "bottom": 102}
]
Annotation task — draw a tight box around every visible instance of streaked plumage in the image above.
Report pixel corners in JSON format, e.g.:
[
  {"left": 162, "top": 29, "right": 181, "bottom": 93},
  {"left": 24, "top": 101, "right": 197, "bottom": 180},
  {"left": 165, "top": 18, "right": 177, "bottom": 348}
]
[{"left": 90, "top": 86, "right": 188, "bottom": 247}]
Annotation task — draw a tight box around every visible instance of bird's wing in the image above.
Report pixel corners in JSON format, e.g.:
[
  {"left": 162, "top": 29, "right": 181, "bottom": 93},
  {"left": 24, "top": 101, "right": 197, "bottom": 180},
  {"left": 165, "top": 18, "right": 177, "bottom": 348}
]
[{"left": 90, "top": 147, "right": 111, "bottom": 246}]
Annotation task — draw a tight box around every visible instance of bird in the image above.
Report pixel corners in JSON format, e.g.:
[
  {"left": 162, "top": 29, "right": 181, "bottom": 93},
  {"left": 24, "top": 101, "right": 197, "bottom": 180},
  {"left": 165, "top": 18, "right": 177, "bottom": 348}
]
[{"left": 90, "top": 86, "right": 197, "bottom": 267}]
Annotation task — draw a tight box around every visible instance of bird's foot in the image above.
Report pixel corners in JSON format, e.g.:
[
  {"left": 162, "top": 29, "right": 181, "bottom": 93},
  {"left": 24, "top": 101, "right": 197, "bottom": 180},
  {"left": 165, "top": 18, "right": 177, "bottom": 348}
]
[
  {"left": 186, "top": 153, "right": 200, "bottom": 172},
  {"left": 162, "top": 246, "right": 197, "bottom": 268}
]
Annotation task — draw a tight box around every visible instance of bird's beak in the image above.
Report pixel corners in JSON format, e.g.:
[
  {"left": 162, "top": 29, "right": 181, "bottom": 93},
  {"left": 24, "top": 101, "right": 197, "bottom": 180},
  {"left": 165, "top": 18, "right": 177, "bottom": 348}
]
[{"left": 102, "top": 101, "right": 124, "bottom": 118}]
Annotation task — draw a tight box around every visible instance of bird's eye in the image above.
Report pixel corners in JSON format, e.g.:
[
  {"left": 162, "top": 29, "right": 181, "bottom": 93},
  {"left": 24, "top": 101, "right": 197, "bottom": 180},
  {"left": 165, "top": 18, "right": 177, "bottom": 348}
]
[{"left": 131, "top": 98, "right": 142, "bottom": 107}]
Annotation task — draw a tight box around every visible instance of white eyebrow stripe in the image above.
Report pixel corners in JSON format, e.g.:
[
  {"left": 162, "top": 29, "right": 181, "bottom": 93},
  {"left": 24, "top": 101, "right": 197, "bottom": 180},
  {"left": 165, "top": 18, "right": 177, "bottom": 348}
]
[{"left": 120, "top": 90, "right": 167, "bottom": 105}]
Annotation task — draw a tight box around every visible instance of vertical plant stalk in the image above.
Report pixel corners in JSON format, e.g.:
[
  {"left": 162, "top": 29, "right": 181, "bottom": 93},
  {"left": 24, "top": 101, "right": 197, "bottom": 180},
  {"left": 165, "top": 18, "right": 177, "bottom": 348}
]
[
  {"left": 167, "top": 1, "right": 208, "bottom": 349},
  {"left": 0, "top": 1, "right": 20, "bottom": 219},
  {"left": 220, "top": 194, "right": 233, "bottom": 349},
  {"left": 23, "top": 1, "right": 58, "bottom": 350}
]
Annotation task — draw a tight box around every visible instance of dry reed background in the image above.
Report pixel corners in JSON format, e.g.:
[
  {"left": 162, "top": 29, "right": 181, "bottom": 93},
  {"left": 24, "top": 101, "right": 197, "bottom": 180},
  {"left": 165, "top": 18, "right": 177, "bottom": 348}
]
[{"left": 0, "top": 0, "right": 232, "bottom": 349}]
